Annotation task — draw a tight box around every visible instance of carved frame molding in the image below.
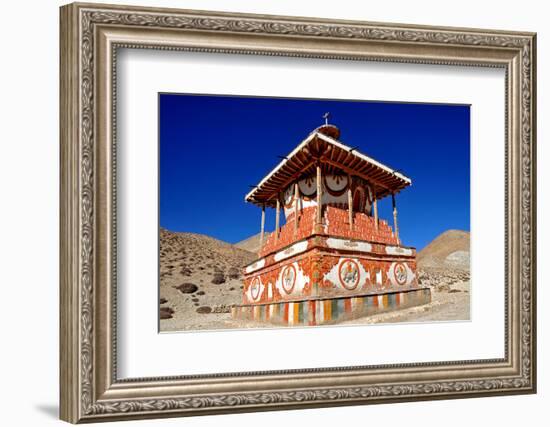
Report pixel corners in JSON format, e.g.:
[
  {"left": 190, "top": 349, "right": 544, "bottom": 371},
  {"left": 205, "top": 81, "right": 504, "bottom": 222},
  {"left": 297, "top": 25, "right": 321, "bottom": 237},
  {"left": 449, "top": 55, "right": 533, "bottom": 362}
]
[{"left": 60, "top": 2, "right": 536, "bottom": 423}]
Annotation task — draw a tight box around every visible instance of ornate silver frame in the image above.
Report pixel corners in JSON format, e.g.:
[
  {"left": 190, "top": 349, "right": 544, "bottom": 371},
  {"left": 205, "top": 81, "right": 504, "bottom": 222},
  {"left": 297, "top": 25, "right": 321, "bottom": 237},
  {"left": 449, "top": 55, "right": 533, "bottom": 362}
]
[{"left": 60, "top": 2, "right": 537, "bottom": 423}]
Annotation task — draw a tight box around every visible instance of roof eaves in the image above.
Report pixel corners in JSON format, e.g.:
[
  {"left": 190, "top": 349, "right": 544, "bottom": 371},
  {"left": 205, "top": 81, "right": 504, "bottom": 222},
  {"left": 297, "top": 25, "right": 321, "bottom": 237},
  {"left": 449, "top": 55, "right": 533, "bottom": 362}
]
[
  {"left": 244, "top": 132, "right": 317, "bottom": 202},
  {"left": 315, "top": 133, "right": 412, "bottom": 184}
]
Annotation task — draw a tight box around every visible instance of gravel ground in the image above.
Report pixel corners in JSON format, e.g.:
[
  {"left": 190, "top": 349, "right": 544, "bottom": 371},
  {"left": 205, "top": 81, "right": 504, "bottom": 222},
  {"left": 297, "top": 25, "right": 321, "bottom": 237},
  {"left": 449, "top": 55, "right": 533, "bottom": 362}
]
[
  {"left": 161, "top": 265, "right": 470, "bottom": 332},
  {"left": 339, "top": 278, "right": 470, "bottom": 326}
]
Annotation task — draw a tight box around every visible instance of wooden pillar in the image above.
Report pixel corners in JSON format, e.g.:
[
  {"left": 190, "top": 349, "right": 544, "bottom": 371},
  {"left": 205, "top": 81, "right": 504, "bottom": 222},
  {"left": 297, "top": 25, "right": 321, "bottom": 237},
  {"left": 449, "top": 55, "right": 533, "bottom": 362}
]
[
  {"left": 373, "top": 187, "right": 379, "bottom": 230},
  {"left": 259, "top": 204, "right": 265, "bottom": 255},
  {"left": 316, "top": 163, "right": 322, "bottom": 228},
  {"left": 392, "top": 193, "right": 400, "bottom": 244},
  {"left": 294, "top": 182, "right": 299, "bottom": 235},
  {"left": 347, "top": 176, "right": 353, "bottom": 231},
  {"left": 275, "top": 195, "right": 281, "bottom": 241}
]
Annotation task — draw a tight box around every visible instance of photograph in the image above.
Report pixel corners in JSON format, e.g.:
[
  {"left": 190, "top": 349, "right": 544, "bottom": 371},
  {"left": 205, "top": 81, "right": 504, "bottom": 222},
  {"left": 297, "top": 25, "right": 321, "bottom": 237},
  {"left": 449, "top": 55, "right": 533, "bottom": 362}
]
[{"left": 158, "top": 94, "right": 471, "bottom": 332}]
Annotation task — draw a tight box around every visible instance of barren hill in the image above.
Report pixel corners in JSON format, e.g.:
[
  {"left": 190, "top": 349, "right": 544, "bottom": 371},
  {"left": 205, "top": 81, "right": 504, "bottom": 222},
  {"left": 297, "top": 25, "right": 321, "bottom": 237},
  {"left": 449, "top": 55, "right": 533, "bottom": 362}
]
[
  {"left": 160, "top": 228, "right": 256, "bottom": 274},
  {"left": 418, "top": 229, "right": 470, "bottom": 271},
  {"left": 234, "top": 233, "right": 262, "bottom": 254},
  {"left": 159, "top": 228, "right": 257, "bottom": 331}
]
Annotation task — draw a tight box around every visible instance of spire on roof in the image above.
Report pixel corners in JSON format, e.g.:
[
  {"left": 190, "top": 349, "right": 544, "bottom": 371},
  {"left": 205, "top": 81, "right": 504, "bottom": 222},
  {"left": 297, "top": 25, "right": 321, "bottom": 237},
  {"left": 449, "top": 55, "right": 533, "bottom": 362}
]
[{"left": 323, "top": 112, "right": 331, "bottom": 126}]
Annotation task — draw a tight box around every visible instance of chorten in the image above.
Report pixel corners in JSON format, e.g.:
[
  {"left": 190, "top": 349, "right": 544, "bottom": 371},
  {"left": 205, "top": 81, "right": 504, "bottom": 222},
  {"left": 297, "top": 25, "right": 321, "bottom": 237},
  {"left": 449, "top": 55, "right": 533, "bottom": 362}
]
[{"left": 232, "top": 117, "right": 431, "bottom": 326}]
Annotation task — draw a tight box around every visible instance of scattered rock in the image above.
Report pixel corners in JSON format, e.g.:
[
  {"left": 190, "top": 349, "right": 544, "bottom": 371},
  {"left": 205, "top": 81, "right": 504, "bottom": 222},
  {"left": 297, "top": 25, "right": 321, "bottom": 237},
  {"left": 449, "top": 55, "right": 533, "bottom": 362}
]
[
  {"left": 160, "top": 306, "right": 174, "bottom": 319},
  {"left": 418, "top": 267, "right": 470, "bottom": 289},
  {"left": 212, "top": 305, "right": 232, "bottom": 313},
  {"left": 159, "top": 229, "right": 257, "bottom": 327},
  {"left": 227, "top": 267, "right": 240, "bottom": 279},
  {"left": 159, "top": 298, "right": 167, "bottom": 304},
  {"left": 175, "top": 283, "right": 198, "bottom": 294},
  {"left": 211, "top": 273, "right": 225, "bottom": 285}
]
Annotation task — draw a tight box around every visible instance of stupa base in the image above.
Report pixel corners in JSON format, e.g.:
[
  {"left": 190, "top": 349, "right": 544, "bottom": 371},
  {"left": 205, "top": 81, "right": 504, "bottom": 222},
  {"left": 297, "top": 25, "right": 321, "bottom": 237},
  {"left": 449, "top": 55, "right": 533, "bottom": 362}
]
[{"left": 231, "top": 288, "right": 431, "bottom": 327}]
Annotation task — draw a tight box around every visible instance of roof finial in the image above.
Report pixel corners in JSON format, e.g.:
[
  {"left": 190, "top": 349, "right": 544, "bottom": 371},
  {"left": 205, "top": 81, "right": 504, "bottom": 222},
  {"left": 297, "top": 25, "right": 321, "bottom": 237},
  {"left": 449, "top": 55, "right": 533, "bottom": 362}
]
[{"left": 323, "top": 112, "right": 330, "bottom": 126}]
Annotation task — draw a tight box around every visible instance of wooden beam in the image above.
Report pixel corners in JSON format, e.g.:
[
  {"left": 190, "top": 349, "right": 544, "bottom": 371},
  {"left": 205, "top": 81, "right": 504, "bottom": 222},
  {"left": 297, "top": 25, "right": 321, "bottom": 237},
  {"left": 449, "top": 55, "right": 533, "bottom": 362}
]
[
  {"left": 392, "top": 193, "right": 400, "bottom": 244},
  {"left": 316, "top": 163, "right": 322, "bottom": 226},
  {"left": 259, "top": 204, "right": 265, "bottom": 255},
  {"left": 294, "top": 182, "right": 299, "bottom": 236},
  {"left": 275, "top": 196, "right": 281, "bottom": 241},
  {"left": 373, "top": 186, "right": 379, "bottom": 230},
  {"left": 323, "top": 158, "right": 393, "bottom": 193},
  {"left": 347, "top": 176, "right": 353, "bottom": 231},
  {"left": 357, "top": 161, "right": 407, "bottom": 190},
  {"left": 264, "top": 159, "right": 316, "bottom": 202}
]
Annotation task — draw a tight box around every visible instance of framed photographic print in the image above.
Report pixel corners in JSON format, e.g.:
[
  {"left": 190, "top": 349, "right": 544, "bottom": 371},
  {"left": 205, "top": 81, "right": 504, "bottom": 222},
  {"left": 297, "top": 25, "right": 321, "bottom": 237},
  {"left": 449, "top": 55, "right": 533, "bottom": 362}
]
[{"left": 60, "top": 2, "right": 537, "bottom": 423}]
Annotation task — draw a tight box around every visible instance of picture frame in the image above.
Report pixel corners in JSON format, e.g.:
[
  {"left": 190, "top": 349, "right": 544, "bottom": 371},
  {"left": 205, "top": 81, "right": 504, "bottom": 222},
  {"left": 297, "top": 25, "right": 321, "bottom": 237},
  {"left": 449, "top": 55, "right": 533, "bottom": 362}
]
[{"left": 59, "top": 2, "right": 537, "bottom": 423}]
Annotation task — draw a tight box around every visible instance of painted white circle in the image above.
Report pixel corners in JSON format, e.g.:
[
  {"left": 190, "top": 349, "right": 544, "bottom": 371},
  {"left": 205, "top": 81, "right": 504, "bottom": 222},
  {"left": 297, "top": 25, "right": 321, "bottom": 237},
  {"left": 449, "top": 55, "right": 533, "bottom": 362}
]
[
  {"left": 394, "top": 263, "right": 408, "bottom": 285},
  {"left": 281, "top": 265, "right": 296, "bottom": 294},
  {"left": 338, "top": 259, "right": 360, "bottom": 290},
  {"left": 250, "top": 277, "right": 261, "bottom": 300}
]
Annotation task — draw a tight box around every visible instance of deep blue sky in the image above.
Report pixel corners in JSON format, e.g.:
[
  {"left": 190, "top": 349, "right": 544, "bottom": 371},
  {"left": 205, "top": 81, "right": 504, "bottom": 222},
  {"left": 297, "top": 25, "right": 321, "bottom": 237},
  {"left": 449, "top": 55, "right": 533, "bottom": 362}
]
[{"left": 159, "top": 94, "right": 470, "bottom": 250}]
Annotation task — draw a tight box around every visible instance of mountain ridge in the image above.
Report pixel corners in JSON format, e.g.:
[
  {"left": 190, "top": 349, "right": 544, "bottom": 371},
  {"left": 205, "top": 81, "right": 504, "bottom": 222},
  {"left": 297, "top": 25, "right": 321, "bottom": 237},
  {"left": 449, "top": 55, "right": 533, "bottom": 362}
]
[{"left": 417, "top": 229, "right": 470, "bottom": 271}]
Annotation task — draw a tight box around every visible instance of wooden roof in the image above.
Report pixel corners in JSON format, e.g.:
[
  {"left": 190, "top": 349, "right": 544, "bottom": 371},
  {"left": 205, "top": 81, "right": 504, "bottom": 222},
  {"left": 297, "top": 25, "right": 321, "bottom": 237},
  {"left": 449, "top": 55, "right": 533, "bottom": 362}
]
[{"left": 245, "top": 125, "right": 412, "bottom": 207}]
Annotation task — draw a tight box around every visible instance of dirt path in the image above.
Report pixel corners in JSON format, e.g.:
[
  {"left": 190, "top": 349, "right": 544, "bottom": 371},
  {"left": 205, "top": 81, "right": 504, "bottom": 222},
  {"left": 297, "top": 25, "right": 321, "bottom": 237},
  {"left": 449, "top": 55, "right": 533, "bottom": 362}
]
[{"left": 340, "top": 280, "right": 470, "bottom": 326}]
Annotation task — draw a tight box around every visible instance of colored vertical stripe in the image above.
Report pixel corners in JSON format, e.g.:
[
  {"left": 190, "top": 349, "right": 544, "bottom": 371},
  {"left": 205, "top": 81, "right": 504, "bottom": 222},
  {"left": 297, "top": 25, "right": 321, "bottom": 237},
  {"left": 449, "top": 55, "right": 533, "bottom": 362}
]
[
  {"left": 324, "top": 300, "right": 331, "bottom": 322},
  {"left": 344, "top": 298, "right": 352, "bottom": 313},
  {"left": 309, "top": 300, "right": 316, "bottom": 325},
  {"left": 232, "top": 289, "right": 431, "bottom": 326},
  {"left": 288, "top": 303, "right": 294, "bottom": 325},
  {"left": 283, "top": 304, "right": 288, "bottom": 323}
]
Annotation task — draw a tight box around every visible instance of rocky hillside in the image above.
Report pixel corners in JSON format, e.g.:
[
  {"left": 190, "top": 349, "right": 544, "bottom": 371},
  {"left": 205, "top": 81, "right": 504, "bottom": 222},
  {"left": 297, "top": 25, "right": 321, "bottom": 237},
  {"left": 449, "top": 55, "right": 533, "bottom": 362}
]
[
  {"left": 160, "top": 228, "right": 256, "bottom": 279},
  {"left": 159, "top": 228, "right": 257, "bottom": 331},
  {"left": 418, "top": 229, "right": 470, "bottom": 271}
]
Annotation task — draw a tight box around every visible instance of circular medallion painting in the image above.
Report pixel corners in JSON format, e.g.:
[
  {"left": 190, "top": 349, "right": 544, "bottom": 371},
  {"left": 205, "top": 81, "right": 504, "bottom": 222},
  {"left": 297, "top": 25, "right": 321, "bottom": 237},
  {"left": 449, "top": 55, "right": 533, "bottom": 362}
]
[
  {"left": 250, "top": 277, "right": 261, "bottom": 300},
  {"left": 394, "top": 263, "right": 408, "bottom": 285},
  {"left": 281, "top": 264, "right": 296, "bottom": 294},
  {"left": 338, "top": 259, "right": 360, "bottom": 290}
]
